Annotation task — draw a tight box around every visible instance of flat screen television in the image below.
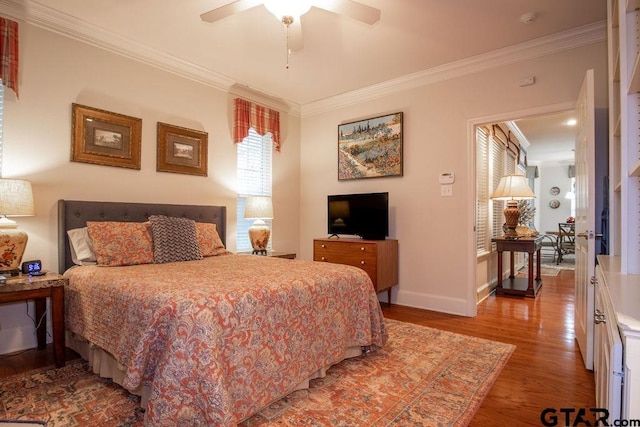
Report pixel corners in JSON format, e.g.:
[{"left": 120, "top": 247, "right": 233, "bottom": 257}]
[{"left": 327, "top": 192, "right": 389, "bottom": 240}]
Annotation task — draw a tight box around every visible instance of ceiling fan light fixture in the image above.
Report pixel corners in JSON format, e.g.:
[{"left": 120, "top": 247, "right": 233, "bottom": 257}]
[{"left": 264, "top": 0, "right": 312, "bottom": 20}]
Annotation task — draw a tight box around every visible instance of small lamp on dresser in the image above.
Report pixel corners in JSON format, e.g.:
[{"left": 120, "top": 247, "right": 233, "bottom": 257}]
[
  {"left": 244, "top": 195, "right": 273, "bottom": 255},
  {"left": 0, "top": 178, "right": 35, "bottom": 276}
]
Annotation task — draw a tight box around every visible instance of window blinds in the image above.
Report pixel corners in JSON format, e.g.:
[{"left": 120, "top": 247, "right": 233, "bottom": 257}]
[{"left": 236, "top": 128, "right": 273, "bottom": 252}]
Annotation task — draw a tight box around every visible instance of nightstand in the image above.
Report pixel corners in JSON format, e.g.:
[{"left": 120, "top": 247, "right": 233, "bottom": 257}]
[
  {"left": 237, "top": 251, "right": 296, "bottom": 259},
  {"left": 0, "top": 273, "right": 67, "bottom": 367}
]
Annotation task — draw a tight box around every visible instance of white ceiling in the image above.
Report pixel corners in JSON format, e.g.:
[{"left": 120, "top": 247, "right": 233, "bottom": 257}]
[
  {"left": 3, "top": 0, "right": 605, "bottom": 164},
  {"left": 515, "top": 111, "right": 578, "bottom": 167},
  {"left": 14, "top": 0, "right": 606, "bottom": 106}
]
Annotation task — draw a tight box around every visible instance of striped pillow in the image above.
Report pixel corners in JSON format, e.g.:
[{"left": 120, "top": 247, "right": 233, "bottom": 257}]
[{"left": 149, "top": 215, "right": 203, "bottom": 264}]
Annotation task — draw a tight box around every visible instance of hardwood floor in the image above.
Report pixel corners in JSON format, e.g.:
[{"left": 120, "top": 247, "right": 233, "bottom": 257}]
[
  {"left": 382, "top": 265, "right": 596, "bottom": 426},
  {"left": 0, "top": 264, "right": 594, "bottom": 425}
]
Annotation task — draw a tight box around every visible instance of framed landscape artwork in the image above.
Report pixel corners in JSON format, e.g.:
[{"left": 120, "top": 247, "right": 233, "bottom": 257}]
[
  {"left": 338, "top": 112, "right": 403, "bottom": 180},
  {"left": 71, "top": 103, "right": 142, "bottom": 169},
  {"left": 157, "top": 122, "right": 208, "bottom": 176}
]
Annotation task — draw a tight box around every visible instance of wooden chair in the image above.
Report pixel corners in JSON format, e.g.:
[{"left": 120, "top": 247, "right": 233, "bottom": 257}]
[{"left": 557, "top": 222, "right": 575, "bottom": 264}]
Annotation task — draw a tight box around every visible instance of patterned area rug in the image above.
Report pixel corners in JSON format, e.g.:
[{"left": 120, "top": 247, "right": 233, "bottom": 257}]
[{"left": 0, "top": 320, "right": 514, "bottom": 427}]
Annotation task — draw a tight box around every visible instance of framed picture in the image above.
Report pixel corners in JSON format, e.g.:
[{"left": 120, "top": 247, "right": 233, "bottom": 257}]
[
  {"left": 157, "top": 122, "right": 208, "bottom": 176},
  {"left": 338, "top": 112, "right": 403, "bottom": 180},
  {"left": 71, "top": 103, "right": 142, "bottom": 169}
]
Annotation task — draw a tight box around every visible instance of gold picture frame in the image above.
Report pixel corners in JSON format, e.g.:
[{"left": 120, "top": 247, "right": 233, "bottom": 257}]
[
  {"left": 157, "top": 122, "right": 208, "bottom": 176},
  {"left": 71, "top": 103, "right": 142, "bottom": 169}
]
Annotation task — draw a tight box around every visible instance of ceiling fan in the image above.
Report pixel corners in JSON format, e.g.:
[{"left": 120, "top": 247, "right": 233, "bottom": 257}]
[{"left": 200, "top": 0, "right": 381, "bottom": 52}]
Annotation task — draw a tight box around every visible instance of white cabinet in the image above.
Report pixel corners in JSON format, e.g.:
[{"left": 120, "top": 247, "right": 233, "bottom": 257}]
[
  {"left": 596, "top": 256, "right": 640, "bottom": 420},
  {"left": 608, "top": 0, "right": 640, "bottom": 273},
  {"left": 594, "top": 264, "right": 623, "bottom": 419},
  {"left": 603, "top": 0, "right": 640, "bottom": 419}
]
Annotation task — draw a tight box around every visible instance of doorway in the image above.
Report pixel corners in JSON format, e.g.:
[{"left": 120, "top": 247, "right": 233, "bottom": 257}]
[{"left": 467, "top": 101, "right": 577, "bottom": 316}]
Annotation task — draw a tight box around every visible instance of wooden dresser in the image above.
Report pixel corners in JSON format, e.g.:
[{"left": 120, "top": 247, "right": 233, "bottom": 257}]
[{"left": 313, "top": 238, "right": 398, "bottom": 303}]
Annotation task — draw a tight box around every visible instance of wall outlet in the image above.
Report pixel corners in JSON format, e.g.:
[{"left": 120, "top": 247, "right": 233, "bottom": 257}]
[{"left": 441, "top": 184, "right": 453, "bottom": 197}]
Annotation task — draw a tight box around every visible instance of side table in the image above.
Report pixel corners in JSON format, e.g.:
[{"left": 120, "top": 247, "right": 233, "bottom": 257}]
[
  {"left": 491, "top": 236, "right": 543, "bottom": 298},
  {"left": 237, "top": 251, "right": 296, "bottom": 259},
  {"left": 0, "top": 273, "right": 67, "bottom": 367}
]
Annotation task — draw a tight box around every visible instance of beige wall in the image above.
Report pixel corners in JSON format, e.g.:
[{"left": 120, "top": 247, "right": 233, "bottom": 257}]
[
  {"left": 299, "top": 42, "right": 608, "bottom": 316},
  {"left": 0, "top": 24, "right": 301, "bottom": 354},
  {"left": 0, "top": 22, "right": 608, "bottom": 354}
]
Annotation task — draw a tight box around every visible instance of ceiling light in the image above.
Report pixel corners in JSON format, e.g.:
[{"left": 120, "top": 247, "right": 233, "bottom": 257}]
[
  {"left": 264, "top": 0, "right": 312, "bottom": 20},
  {"left": 566, "top": 119, "right": 577, "bottom": 126}
]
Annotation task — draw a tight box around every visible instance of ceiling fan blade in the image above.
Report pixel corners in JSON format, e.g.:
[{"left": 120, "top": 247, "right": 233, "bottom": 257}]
[
  {"left": 288, "top": 18, "right": 304, "bottom": 51},
  {"left": 200, "top": 0, "right": 264, "bottom": 23},
  {"left": 315, "top": 0, "right": 381, "bottom": 25}
]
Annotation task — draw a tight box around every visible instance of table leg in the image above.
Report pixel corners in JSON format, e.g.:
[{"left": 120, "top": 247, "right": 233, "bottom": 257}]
[
  {"left": 51, "top": 286, "right": 65, "bottom": 367},
  {"left": 509, "top": 251, "right": 515, "bottom": 279},
  {"left": 34, "top": 298, "right": 46, "bottom": 350},
  {"left": 535, "top": 248, "right": 541, "bottom": 281},
  {"left": 497, "top": 250, "right": 503, "bottom": 291},
  {"left": 527, "top": 250, "right": 534, "bottom": 294}
]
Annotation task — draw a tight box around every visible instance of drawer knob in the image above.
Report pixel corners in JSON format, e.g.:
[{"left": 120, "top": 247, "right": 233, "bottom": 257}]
[
  {"left": 361, "top": 260, "right": 365, "bottom": 265},
  {"left": 321, "top": 244, "right": 326, "bottom": 248},
  {"left": 321, "top": 257, "right": 326, "bottom": 261},
  {"left": 360, "top": 247, "right": 365, "bottom": 251}
]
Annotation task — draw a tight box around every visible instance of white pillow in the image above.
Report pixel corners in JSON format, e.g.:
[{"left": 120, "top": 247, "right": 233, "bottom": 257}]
[{"left": 67, "top": 227, "right": 97, "bottom": 265}]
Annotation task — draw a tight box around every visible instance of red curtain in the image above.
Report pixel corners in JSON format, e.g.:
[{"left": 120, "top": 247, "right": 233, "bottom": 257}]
[
  {"left": 233, "top": 98, "right": 281, "bottom": 152},
  {"left": 0, "top": 17, "right": 19, "bottom": 98}
]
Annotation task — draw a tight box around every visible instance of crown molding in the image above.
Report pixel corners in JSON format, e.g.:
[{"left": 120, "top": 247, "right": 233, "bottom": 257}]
[
  {"left": 301, "top": 21, "right": 607, "bottom": 117},
  {"left": 1, "top": 1, "right": 605, "bottom": 119},
  {"left": 0, "top": 0, "right": 304, "bottom": 116}
]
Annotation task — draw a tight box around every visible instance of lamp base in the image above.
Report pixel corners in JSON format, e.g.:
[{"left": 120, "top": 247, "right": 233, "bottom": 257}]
[
  {"left": 503, "top": 201, "right": 520, "bottom": 239},
  {"left": 0, "top": 268, "right": 20, "bottom": 276},
  {"left": 248, "top": 219, "right": 271, "bottom": 252},
  {"left": 0, "top": 231, "right": 28, "bottom": 273}
]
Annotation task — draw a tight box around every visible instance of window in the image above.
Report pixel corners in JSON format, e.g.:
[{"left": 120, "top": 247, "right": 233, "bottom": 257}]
[
  {"left": 476, "top": 124, "right": 520, "bottom": 255},
  {"left": 237, "top": 128, "right": 273, "bottom": 252}
]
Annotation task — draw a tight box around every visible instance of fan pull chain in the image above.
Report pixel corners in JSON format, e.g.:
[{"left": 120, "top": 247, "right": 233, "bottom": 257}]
[{"left": 282, "top": 16, "right": 294, "bottom": 70}]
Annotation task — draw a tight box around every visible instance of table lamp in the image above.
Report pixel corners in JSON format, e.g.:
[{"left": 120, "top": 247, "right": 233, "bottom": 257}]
[
  {"left": 490, "top": 174, "right": 535, "bottom": 239},
  {"left": 244, "top": 196, "right": 273, "bottom": 255},
  {"left": 0, "top": 179, "right": 35, "bottom": 275}
]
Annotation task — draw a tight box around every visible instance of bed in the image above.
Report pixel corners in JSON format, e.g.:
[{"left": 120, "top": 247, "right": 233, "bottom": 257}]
[{"left": 58, "top": 200, "right": 387, "bottom": 426}]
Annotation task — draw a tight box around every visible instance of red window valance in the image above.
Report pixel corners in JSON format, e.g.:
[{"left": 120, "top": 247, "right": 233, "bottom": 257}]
[
  {"left": 233, "top": 98, "right": 281, "bottom": 152},
  {"left": 0, "top": 17, "right": 19, "bottom": 98}
]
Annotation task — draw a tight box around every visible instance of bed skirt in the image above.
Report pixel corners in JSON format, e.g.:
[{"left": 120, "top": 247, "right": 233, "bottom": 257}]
[{"left": 65, "top": 331, "right": 363, "bottom": 417}]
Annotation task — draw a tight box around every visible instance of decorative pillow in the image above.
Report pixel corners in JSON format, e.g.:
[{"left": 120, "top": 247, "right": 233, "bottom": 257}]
[
  {"left": 195, "top": 222, "right": 228, "bottom": 257},
  {"left": 67, "top": 227, "right": 97, "bottom": 265},
  {"left": 87, "top": 221, "right": 154, "bottom": 267},
  {"left": 149, "top": 215, "right": 203, "bottom": 264}
]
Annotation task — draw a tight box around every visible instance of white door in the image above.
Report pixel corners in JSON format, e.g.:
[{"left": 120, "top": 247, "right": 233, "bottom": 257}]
[{"left": 574, "top": 69, "right": 596, "bottom": 370}]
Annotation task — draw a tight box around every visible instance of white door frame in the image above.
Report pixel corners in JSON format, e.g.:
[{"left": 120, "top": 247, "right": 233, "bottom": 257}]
[{"left": 467, "top": 100, "right": 576, "bottom": 317}]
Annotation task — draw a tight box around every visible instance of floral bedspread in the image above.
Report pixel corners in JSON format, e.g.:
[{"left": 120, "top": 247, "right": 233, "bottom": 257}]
[{"left": 64, "top": 254, "right": 388, "bottom": 426}]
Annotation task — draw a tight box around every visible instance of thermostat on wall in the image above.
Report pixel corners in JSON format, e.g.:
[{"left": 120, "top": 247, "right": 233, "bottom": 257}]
[{"left": 439, "top": 172, "right": 455, "bottom": 184}]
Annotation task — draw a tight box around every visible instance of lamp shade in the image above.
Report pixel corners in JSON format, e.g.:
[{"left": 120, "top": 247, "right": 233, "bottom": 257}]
[
  {"left": 0, "top": 179, "right": 35, "bottom": 217},
  {"left": 244, "top": 196, "right": 274, "bottom": 219},
  {"left": 490, "top": 174, "right": 535, "bottom": 200}
]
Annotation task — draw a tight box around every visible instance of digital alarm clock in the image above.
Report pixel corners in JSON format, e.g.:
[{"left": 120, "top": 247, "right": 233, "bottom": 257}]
[{"left": 21, "top": 260, "right": 45, "bottom": 276}]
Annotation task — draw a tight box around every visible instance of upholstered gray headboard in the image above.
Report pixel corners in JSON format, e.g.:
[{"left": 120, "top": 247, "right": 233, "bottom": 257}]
[{"left": 58, "top": 200, "right": 227, "bottom": 273}]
